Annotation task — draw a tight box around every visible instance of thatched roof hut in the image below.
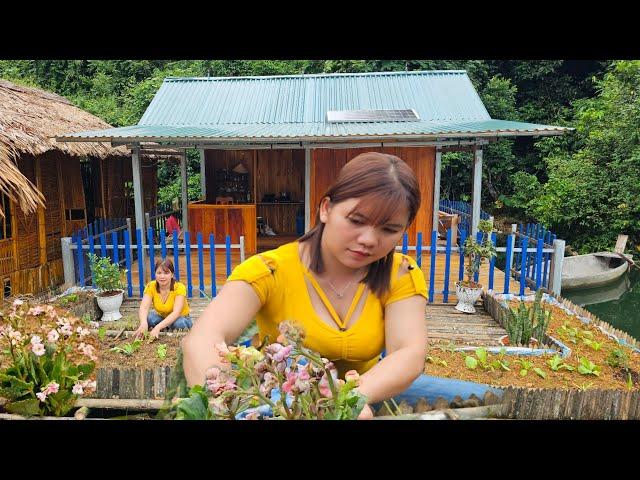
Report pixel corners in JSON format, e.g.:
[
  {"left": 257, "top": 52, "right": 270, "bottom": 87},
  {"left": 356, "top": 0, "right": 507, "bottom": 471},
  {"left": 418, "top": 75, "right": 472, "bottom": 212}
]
[{"left": 0, "top": 79, "right": 128, "bottom": 218}]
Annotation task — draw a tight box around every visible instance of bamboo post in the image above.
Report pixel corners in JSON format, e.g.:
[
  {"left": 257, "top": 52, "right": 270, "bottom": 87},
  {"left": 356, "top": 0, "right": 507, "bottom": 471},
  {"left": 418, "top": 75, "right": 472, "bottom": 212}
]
[{"left": 60, "top": 237, "right": 75, "bottom": 288}]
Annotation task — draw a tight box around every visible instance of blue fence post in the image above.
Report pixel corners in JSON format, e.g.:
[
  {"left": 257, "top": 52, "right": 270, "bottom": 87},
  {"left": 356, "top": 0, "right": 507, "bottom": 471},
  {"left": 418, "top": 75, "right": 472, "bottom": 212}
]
[
  {"left": 210, "top": 233, "right": 217, "bottom": 298},
  {"left": 173, "top": 232, "right": 180, "bottom": 281},
  {"left": 147, "top": 227, "right": 156, "bottom": 280},
  {"left": 124, "top": 229, "right": 133, "bottom": 297},
  {"left": 226, "top": 235, "right": 232, "bottom": 278},
  {"left": 88, "top": 233, "right": 95, "bottom": 288},
  {"left": 402, "top": 232, "right": 408, "bottom": 255},
  {"left": 535, "top": 232, "right": 544, "bottom": 290},
  {"left": 443, "top": 228, "right": 452, "bottom": 303},
  {"left": 136, "top": 228, "right": 144, "bottom": 298},
  {"left": 428, "top": 230, "right": 437, "bottom": 303},
  {"left": 185, "top": 231, "right": 192, "bottom": 298},
  {"left": 160, "top": 229, "right": 167, "bottom": 260},
  {"left": 458, "top": 229, "right": 467, "bottom": 282},
  {"left": 111, "top": 231, "right": 119, "bottom": 266},
  {"left": 75, "top": 234, "right": 84, "bottom": 286},
  {"left": 416, "top": 232, "right": 423, "bottom": 268},
  {"left": 504, "top": 233, "right": 513, "bottom": 294},
  {"left": 488, "top": 232, "right": 496, "bottom": 291},
  {"left": 197, "top": 232, "right": 205, "bottom": 298},
  {"left": 519, "top": 237, "right": 528, "bottom": 297},
  {"left": 100, "top": 232, "right": 107, "bottom": 258}
]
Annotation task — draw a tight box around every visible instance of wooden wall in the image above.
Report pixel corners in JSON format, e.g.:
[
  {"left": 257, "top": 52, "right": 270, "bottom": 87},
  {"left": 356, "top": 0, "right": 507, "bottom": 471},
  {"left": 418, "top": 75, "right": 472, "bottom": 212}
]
[
  {"left": 310, "top": 146, "right": 435, "bottom": 245},
  {"left": 255, "top": 150, "right": 305, "bottom": 235},
  {"left": 204, "top": 150, "right": 255, "bottom": 203}
]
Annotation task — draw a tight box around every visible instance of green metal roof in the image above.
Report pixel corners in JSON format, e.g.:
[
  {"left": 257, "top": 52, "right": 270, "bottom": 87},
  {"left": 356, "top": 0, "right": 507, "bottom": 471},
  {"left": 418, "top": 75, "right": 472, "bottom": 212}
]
[{"left": 58, "top": 71, "right": 570, "bottom": 144}]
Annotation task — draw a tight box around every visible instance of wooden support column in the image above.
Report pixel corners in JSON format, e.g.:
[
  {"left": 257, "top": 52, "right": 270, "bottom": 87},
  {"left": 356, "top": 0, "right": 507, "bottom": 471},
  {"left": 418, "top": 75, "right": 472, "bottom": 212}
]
[
  {"left": 56, "top": 157, "right": 68, "bottom": 237},
  {"left": 34, "top": 157, "right": 47, "bottom": 265},
  {"left": 432, "top": 148, "right": 442, "bottom": 234},
  {"left": 304, "top": 147, "right": 311, "bottom": 232},
  {"left": 198, "top": 147, "right": 206, "bottom": 200},
  {"left": 131, "top": 147, "right": 146, "bottom": 281},
  {"left": 181, "top": 151, "right": 189, "bottom": 233},
  {"left": 471, "top": 146, "right": 483, "bottom": 237}
]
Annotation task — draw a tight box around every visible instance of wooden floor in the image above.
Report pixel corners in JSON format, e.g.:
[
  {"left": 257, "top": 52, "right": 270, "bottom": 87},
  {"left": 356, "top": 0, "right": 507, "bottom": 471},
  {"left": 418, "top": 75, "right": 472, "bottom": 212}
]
[
  {"left": 121, "top": 297, "right": 506, "bottom": 347},
  {"left": 126, "top": 246, "right": 533, "bottom": 302}
]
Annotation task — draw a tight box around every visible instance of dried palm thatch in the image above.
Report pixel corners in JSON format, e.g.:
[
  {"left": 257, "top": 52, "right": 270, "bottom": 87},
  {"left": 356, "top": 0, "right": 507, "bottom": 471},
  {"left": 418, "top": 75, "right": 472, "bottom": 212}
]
[
  {"left": 0, "top": 79, "right": 128, "bottom": 159},
  {"left": 0, "top": 142, "right": 45, "bottom": 218}
]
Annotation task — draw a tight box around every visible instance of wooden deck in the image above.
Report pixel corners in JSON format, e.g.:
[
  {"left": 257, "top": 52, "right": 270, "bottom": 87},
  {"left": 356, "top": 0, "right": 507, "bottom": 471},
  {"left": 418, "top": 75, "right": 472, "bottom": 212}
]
[
  {"left": 120, "top": 296, "right": 506, "bottom": 348},
  {"left": 126, "top": 247, "right": 533, "bottom": 302}
]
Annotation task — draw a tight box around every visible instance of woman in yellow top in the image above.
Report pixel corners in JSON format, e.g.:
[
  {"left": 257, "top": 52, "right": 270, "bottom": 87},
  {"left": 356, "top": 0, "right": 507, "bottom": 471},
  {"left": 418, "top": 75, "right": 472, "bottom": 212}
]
[
  {"left": 134, "top": 258, "right": 192, "bottom": 340},
  {"left": 183, "top": 152, "right": 429, "bottom": 419}
]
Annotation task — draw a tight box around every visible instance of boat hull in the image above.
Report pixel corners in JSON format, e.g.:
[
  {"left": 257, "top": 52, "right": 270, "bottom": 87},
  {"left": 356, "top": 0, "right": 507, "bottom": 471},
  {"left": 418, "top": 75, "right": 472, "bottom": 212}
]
[{"left": 562, "top": 252, "right": 630, "bottom": 290}]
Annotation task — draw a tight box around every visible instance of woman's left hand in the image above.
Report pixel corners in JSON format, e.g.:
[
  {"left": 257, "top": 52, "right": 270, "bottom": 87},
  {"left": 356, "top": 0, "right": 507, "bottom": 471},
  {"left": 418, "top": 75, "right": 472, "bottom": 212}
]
[
  {"left": 357, "top": 404, "right": 374, "bottom": 420},
  {"left": 149, "top": 326, "right": 162, "bottom": 340}
]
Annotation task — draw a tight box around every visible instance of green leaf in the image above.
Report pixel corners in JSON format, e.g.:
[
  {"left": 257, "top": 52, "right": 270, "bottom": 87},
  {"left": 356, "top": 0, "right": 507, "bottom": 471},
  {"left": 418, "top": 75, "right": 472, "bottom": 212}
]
[
  {"left": 520, "top": 369, "right": 528, "bottom": 377},
  {"left": 533, "top": 368, "right": 547, "bottom": 379},
  {"left": 465, "top": 356, "right": 478, "bottom": 370},
  {"left": 5, "top": 398, "right": 41, "bottom": 417}
]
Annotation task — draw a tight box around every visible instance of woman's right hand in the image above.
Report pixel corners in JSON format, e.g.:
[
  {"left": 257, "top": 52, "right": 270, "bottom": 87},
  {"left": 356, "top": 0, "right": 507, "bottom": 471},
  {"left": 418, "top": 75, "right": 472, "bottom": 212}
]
[{"left": 133, "top": 323, "right": 148, "bottom": 340}]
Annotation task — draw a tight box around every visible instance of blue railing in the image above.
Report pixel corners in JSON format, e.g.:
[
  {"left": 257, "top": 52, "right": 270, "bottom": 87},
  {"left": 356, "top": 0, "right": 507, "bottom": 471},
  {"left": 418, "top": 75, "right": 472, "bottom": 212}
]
[
  {"left": 71, "top": 227, "right": 558, "bottom": 302},
  {"left": 439, "top": 200, "right": 491, "bottom": 238}
]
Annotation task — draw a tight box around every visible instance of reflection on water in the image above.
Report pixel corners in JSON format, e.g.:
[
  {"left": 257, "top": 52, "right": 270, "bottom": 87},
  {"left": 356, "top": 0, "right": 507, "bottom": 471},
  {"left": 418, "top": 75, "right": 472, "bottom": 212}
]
[{"left": 562, "top": 270, "right": 640, "bottom": 341}]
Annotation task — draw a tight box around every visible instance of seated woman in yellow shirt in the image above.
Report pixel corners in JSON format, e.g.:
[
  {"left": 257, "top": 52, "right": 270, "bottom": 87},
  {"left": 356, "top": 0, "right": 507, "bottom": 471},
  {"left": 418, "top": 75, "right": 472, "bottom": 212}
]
[
  {"left": 134, "top": 258, "right": 192, "bottom": 339},
  {"left": 183, "top": 152, "right": 435, "bottom": 419}
]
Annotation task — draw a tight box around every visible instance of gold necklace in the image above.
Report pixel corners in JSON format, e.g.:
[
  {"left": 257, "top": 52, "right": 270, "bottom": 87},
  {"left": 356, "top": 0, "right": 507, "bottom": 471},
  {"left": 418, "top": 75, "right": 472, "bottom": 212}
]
[{"left": 327, "top": 269, "right": 363, "bottom": 299}]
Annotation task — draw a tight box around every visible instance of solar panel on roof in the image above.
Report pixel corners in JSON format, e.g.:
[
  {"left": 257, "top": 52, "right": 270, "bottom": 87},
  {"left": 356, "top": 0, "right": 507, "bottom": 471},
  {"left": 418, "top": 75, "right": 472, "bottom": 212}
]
[{"left": 326, "top": 109, "right": 420, "bottom": 123}]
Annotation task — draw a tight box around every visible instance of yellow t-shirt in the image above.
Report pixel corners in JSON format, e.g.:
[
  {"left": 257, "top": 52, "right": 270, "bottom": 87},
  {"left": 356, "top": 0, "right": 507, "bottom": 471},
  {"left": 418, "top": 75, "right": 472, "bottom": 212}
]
[
  {"left": 227, "top": 241, "right": 427, "bottom": 377},
  {"left": 143, "top": 280, "right": 190, "bottom": 317}
]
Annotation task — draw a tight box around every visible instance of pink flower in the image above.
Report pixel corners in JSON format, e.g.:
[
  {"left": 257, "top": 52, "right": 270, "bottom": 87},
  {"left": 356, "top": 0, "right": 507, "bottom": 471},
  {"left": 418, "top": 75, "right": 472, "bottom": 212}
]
[
  {"left": 282, "top": 372, "right": 298, "bottom": 393},
  {"left": 81, "top": 380, "right": 96, "bottom": 390},
  {"left": 44, "top": 382, "right": 59, "bottom": 395},
  {"left": 28, "top": 305, "right": 46, "bottom": 316},
  {"left": 12, "top": 299, "right": 23, "bottom": 307},
  {"left": 72, "top": 383, "right": 84, "bottom": 395},
  {"left": 89, "top": 321, "right": 100, "bottom": 328},
  {"left": 30, "top": 335, "right": 43, "bottom": 345},
  {"left": 47, "top": 329, "right": 59, "bottom": 343},
  {"left": 59, "top": 323, "right": 73, "bottom": 337},
  {"left": 273, "top": 345, "right": 293, "bottom": 363},
  {"left": 32, "top": 342, "right": 46, "bottom": 356},
  {"left": 205, "top": 367, "right": 221, "bottom": 381},
  {"left": 345, "top": 370, "right": 360, "bottom": 385},
  {"left": 36, "top": 392, "right": 47, "bottom": 402},
  {"left": 318, "top": 375, "right": 333, "bottom": 398},
  {"left": 76, "top": 326, "right": 90, "bottom": 338}
]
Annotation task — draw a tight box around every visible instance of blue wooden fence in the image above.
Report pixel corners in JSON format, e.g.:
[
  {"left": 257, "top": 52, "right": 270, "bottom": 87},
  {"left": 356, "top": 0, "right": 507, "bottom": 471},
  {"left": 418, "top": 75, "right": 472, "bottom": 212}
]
[
  {"left": 439, "top": 199, "right": 491, "bottom": 237},
  {"left": 71, "top": 226, "right": 557, "bottom": 302}
]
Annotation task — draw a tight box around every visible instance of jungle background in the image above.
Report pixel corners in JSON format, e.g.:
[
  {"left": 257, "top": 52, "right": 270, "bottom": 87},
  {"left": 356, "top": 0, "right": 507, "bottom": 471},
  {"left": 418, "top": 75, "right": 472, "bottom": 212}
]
[{"left": 1, "top": 59, "right": 638, "bottom": 254}]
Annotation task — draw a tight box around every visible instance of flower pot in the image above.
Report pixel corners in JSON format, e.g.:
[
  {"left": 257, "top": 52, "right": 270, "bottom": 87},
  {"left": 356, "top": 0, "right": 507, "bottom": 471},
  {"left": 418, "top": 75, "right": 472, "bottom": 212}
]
[
  {"left": 96, "top": 290, "right": 124, "bottom": 322},
  {"left": 454, "top": 282, "right": 483, "bottom": 313}
]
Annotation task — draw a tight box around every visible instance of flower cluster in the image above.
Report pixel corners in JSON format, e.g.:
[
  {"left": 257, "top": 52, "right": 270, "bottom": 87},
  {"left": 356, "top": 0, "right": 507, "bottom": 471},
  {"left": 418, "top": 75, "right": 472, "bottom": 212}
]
[
  {"left": 0, "top": 298, "right": 99, "bottom": 417},
  {"left": 171, "top": 321, "right": 367, "bottom": 420}
]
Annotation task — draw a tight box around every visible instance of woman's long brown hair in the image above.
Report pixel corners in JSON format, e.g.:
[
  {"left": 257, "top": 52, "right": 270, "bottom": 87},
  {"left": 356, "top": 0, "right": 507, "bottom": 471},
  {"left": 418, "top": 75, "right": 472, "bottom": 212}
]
[
  {"left": 298, "top": 152, "right": 421, "bottom": 298},
  {"left": 154, "top": 258, "right": 176, "bottom": 292}
]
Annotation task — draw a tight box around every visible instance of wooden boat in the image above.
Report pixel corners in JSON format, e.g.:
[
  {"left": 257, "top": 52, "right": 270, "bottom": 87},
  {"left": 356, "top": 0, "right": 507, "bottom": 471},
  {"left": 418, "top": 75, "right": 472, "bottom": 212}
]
[{"left": 562, "top": 252, "right": 631, "bottom": 290}]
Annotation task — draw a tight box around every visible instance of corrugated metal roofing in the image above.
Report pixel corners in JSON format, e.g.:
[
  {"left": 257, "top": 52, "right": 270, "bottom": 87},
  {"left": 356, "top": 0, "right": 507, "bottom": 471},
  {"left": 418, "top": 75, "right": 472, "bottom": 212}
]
[{"left": 59, "top": 71, "right": 571, "bottom": 143}]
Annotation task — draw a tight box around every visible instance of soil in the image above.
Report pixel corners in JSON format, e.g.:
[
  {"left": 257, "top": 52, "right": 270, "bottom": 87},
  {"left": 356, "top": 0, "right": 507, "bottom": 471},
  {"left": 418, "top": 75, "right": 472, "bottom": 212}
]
[
  {"left": 424, "top": 302, "right": 640, "bottom": 391},
  {"left": 97, "top": 334, "right": 184, "bottom": 369}
]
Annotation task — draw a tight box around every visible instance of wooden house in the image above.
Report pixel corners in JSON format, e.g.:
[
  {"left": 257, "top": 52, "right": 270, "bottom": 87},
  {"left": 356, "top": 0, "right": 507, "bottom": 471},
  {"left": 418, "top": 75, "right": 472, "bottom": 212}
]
[
  {"left": 0, "top": 79, "right": 158, "bottom": 296},
  {"left": 59, "top": 71, "right": 569, "bottom": 269}
]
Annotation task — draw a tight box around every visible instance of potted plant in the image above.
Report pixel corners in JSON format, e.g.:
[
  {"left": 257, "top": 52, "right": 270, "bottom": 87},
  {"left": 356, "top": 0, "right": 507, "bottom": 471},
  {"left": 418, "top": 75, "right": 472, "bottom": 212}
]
[
  {"left": 88, "top": 253, "right": 126, "bottom": 322},
  {"left": 455, "top": 219, "right": 497, "bottom": 313},
  {"left": 501, "top": 289, "right": 552, "bottom": 347}
]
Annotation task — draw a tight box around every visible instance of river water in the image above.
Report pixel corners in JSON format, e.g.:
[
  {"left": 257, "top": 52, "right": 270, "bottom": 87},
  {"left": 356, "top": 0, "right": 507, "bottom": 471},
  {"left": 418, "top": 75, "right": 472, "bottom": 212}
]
[{"left": 562, "top": 269, "right": 640, "bottom": 341}]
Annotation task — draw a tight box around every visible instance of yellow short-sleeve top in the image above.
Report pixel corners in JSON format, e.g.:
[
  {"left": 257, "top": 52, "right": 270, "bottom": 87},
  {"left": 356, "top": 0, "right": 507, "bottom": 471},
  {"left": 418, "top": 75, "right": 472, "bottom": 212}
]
[
  {"left": 143, "top": 280, "right": 190, "bottom": 317},
  {"left": 227, "top": 242, "right": 427, "bottom": 376}
]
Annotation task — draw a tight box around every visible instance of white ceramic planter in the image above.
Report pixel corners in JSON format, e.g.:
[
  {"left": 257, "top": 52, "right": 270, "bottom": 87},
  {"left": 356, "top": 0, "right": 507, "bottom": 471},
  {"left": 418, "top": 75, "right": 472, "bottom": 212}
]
[
  {"left": 96, "top": 290, "right": 124, "bottom": 322},
  {"left": 454, "top": 282, "right": 483, "bottom": 313}
]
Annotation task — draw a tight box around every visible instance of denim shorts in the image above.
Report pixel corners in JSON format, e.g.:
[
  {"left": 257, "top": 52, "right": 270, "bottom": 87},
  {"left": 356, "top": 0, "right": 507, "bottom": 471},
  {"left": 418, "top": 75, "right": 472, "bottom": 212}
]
[{"left": 147, "top": 309, "right": 192, "bottom": 330}]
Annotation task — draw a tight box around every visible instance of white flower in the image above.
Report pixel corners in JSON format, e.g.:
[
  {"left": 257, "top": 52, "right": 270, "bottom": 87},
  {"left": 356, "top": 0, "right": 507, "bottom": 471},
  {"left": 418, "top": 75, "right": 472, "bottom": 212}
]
[
  {"left": 12, "top": 299, "right": 24, "bottom": 307},
  {"left": 89, "top": 321, "right": 99, "bottom": 328},
  {"left": 36, "top": 391, "right": 47, "bottom": 402},
  {"left": 30, "top": 335, "right": 42, "bottom": 345},
  {"left": 72, "top": 383, "right": 84, "bottom": 395},
  {"left": 32, "top": 343, "right": 46, "bottom": 356},
  {"left": 47, "top": 329, "right": 60, "bottom": 343}
]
